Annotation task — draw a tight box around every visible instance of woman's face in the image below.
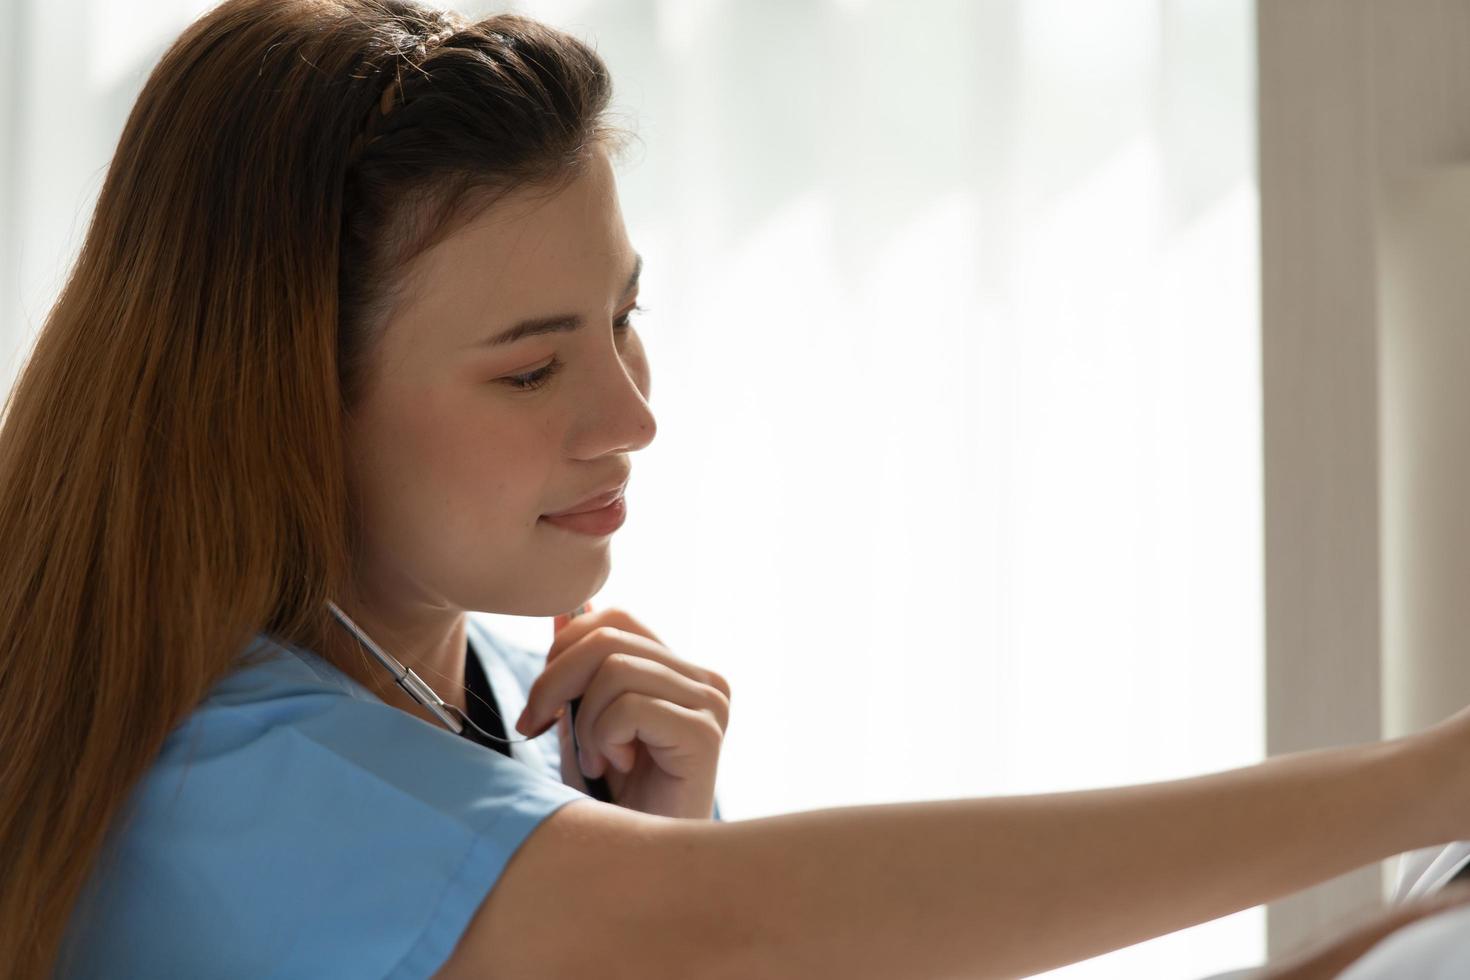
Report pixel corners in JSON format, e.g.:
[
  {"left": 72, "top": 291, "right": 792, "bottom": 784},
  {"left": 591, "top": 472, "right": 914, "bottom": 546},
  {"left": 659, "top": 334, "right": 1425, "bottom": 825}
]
[{"left": 344, "top": 146, "right": 655, "bottom": 620}]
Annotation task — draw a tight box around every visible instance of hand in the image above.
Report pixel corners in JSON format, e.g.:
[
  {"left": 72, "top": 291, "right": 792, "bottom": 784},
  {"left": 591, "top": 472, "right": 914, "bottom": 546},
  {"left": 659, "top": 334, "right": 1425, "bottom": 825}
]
[
  {"left": 514, "top": 606, "right": 731, "bottom": 820},
  {"left": 1257, "top": 882, "right": 1470, "bottom": 979}
]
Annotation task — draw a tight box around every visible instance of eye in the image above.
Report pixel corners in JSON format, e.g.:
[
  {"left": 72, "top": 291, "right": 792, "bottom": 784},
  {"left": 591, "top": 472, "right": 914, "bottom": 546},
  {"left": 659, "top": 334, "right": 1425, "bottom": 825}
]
[
  {"left": 614, "top": 303, "right": 647, "bottom": 331},
  {"left": 501, "top": 357, "right": 561, "bottom": 392},
  {"left": 498, "top": 305, "right": 647, "bottom": 393}
]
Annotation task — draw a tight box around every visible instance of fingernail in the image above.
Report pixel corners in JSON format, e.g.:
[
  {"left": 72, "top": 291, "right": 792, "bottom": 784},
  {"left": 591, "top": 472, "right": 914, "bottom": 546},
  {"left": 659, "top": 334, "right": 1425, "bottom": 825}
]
[{"left": 532, "top": 707, "right": 564, "bottom": 738}]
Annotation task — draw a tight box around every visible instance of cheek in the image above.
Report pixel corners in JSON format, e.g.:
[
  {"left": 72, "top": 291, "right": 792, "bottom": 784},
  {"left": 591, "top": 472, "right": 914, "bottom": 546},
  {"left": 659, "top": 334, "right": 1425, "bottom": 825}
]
[
  {"left": 362, "top": 399, "right": 461, "bottom": 493},
  {"left": 352, "top": 390, "right": 535, "bottom": 541}
]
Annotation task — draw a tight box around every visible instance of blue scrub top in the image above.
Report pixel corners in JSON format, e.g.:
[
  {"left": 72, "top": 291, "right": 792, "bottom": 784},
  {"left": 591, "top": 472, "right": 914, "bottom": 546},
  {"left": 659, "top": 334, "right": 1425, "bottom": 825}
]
[{"left": 58, "top": 617, "right": 722, "bottom": 979}]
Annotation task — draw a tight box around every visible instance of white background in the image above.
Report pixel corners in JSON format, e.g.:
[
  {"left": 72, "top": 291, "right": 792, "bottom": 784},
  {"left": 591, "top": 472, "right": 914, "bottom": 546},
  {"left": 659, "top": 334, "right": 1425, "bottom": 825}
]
[{"left": 0, "top": 2, "right": 1263, "bottom": 976}]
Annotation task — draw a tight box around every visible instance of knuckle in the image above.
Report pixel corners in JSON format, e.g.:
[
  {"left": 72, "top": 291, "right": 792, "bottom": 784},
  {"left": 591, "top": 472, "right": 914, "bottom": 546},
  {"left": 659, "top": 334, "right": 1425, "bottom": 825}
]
[
  {"left": 605, "top": 650, "right": 639, "bottom": 671},
  {"left": 705, "top": 670, "right": 732, "bottom": 701},
  {"left": 606, "top": 688, "right": 638, "bottom": 713},
  {"left": 601, "top": 607, "right": 663, "bottom": 646},
  {"left": 603, "top": 607, "right": 634, "bottom": 629},
  {"left": 697, "top": 714, "right": 724, "bottom": 746},
  {"left": 702, "top": 686, "right": 731, "bottom": 728}
]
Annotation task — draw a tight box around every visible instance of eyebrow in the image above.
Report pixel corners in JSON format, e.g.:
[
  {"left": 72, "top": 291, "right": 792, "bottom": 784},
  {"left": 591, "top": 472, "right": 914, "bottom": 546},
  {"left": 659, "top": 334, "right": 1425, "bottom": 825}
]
[{"left": 476, "top": 254, "right": 642, "bottom": 348}]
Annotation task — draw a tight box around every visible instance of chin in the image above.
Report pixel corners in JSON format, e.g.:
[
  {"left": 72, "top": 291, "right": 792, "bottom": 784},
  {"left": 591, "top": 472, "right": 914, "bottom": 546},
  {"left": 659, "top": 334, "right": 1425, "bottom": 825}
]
[{"left": 471, "top": 566, "right": 610, "bottom": 618}]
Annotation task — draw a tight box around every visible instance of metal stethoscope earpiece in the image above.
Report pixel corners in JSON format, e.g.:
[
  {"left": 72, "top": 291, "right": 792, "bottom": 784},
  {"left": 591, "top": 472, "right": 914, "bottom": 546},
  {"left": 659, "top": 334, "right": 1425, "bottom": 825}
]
[{"left": 325, "top": 599, "right": 534, "bottom": 745}]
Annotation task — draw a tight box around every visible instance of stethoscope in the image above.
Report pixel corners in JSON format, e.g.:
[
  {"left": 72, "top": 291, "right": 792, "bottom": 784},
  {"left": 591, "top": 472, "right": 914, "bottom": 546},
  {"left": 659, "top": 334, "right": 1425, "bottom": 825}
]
[{"left": 325, "top": 599, "right": 616, "bottom": 803}]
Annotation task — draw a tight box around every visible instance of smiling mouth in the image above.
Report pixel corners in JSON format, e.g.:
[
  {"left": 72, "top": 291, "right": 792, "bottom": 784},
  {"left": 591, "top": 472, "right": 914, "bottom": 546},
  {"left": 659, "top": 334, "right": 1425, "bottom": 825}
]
[
  {"left": 538, "top": 495, "right": 627, "bottom": 535},
  {"left": 542, "top": 481, "right": 629, "bottom": 518}
]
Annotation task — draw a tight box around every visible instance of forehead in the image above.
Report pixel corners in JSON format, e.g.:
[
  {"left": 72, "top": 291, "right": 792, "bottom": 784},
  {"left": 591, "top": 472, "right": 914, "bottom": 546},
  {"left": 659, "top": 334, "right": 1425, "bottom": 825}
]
[{"left": 392, "top": 151, "right": 630, "bottom": 340}]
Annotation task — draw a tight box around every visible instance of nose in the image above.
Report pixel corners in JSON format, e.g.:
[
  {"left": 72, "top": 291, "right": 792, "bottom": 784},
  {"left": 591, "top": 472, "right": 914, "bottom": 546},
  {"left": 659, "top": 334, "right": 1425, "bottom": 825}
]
[{"left": 579, "top": 341, "right": 656, "bottom": 457}]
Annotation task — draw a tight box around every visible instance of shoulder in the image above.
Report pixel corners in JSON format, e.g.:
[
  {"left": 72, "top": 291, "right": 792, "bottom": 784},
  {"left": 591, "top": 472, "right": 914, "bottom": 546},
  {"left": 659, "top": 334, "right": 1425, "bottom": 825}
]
[{"left": 61, "top": 631, "right": 586, "bottom": 980}]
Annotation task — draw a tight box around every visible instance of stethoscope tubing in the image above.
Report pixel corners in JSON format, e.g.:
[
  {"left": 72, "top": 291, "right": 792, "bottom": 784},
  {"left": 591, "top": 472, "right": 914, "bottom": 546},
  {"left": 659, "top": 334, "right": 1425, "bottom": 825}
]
[{"left": 325, "top": 599, "right": 615, "bottom": 803}]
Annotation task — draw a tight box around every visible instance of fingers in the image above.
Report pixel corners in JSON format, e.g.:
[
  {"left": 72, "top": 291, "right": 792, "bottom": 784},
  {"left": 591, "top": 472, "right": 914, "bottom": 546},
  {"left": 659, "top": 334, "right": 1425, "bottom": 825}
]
[
  {"left": 575, "top": 653, "right": 729, "bottom": 733},
  {"left": 577, "top": 692, "right": 726, "bottom": 781},
  {"left": 552, "top": 606, "right": 732, "bottom": 703},
  {"left": 547, "top": 605, "right": 664, "bottom": 663},
  {"left": 522, "top": 622, "right": 730, "bottom": 732},
  {"left": 569, "top": 655, "right": 729, "bottom": 773}
]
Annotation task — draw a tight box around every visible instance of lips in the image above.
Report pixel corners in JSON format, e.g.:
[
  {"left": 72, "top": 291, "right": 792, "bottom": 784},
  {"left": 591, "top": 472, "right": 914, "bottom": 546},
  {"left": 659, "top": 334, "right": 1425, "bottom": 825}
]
[{"left": 543, "top": 481, "right": 628, "bottom": 517}]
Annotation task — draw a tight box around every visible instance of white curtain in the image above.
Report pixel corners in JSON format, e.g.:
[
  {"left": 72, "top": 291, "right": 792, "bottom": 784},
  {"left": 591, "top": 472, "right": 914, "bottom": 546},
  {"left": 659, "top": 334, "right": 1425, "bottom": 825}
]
[{"left": 1, "top": 1, "right": 1262, "bottom": 976}]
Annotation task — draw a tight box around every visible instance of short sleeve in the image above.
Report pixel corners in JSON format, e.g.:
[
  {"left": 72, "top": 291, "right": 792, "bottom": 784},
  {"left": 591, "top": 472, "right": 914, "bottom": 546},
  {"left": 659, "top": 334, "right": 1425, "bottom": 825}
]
[{"left": 60, "top": 644, "right": 589, "bottom": 980}]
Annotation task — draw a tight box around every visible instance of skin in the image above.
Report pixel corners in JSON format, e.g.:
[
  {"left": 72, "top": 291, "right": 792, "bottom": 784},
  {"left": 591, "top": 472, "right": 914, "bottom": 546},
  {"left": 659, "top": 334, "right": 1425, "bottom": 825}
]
[
  {"left": 321, "top": 146, "right": 660, "bottom": 754},
  {"left": 320, "top": 144, "right": 728, "bottom": 822}
]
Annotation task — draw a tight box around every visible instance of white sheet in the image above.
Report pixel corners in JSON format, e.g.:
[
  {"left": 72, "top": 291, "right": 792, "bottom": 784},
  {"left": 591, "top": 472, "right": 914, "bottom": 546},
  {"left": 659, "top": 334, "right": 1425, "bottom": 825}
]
[
  {"left": 1189, "top": 844, "right": 1470, "bottom": 979},
  {"left": 1393, "top": 840, "right": 1470, "bottom": 902},
  {"left": 1335, "top": 902, "right": 1470, "bottom": 978}
]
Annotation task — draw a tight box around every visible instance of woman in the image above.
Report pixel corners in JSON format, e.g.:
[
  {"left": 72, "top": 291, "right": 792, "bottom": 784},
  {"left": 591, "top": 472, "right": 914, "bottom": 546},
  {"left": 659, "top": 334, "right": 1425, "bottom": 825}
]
[{"left": 3, "top": 1, "right": 1470, "bottom": 977}]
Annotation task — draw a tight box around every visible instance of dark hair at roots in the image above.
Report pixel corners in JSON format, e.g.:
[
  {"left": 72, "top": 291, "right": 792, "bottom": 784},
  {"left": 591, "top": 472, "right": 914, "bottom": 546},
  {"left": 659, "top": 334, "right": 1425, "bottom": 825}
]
[{"left": 0, "top": 1, "right": 623, "bottom": 974}]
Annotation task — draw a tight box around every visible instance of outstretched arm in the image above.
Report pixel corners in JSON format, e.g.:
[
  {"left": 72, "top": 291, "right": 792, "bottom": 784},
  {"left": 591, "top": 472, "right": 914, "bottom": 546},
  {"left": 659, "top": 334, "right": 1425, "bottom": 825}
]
[
  {"left": 669, "top": 735, "right": 1454, "bottom": 980},
  {"left": 446, "top": 714, "right": 1470, "bottom": 980}
]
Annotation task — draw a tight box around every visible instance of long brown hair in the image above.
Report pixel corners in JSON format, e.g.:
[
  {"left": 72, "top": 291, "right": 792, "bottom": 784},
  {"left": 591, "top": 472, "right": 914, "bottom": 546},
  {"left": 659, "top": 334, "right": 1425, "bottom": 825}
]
[{"left": 0, "top": 1, "right": 620, "bottom": 974}]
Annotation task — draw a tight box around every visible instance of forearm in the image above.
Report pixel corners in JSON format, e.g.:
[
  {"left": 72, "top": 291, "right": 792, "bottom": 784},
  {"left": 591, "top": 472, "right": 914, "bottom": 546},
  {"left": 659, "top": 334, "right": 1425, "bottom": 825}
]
[{"left": 678, "top": 736, "right": 1449, "bottom": 980}]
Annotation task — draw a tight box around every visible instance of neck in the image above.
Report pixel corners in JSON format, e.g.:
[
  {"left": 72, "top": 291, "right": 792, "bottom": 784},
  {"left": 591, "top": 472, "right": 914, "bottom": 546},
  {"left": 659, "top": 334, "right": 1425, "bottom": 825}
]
[{"left": 321, "top": 593, "right": 470, "bottom": 726}]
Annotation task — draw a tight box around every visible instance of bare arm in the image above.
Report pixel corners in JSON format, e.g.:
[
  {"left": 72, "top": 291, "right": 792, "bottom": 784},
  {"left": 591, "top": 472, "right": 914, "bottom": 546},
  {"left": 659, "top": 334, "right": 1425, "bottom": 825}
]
[
  {"left": 677, "top": 736, "right": 1450, "bottom": 980},
  {"left": 441, "top": 734, "right": 1455, "bottom": 980}
]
